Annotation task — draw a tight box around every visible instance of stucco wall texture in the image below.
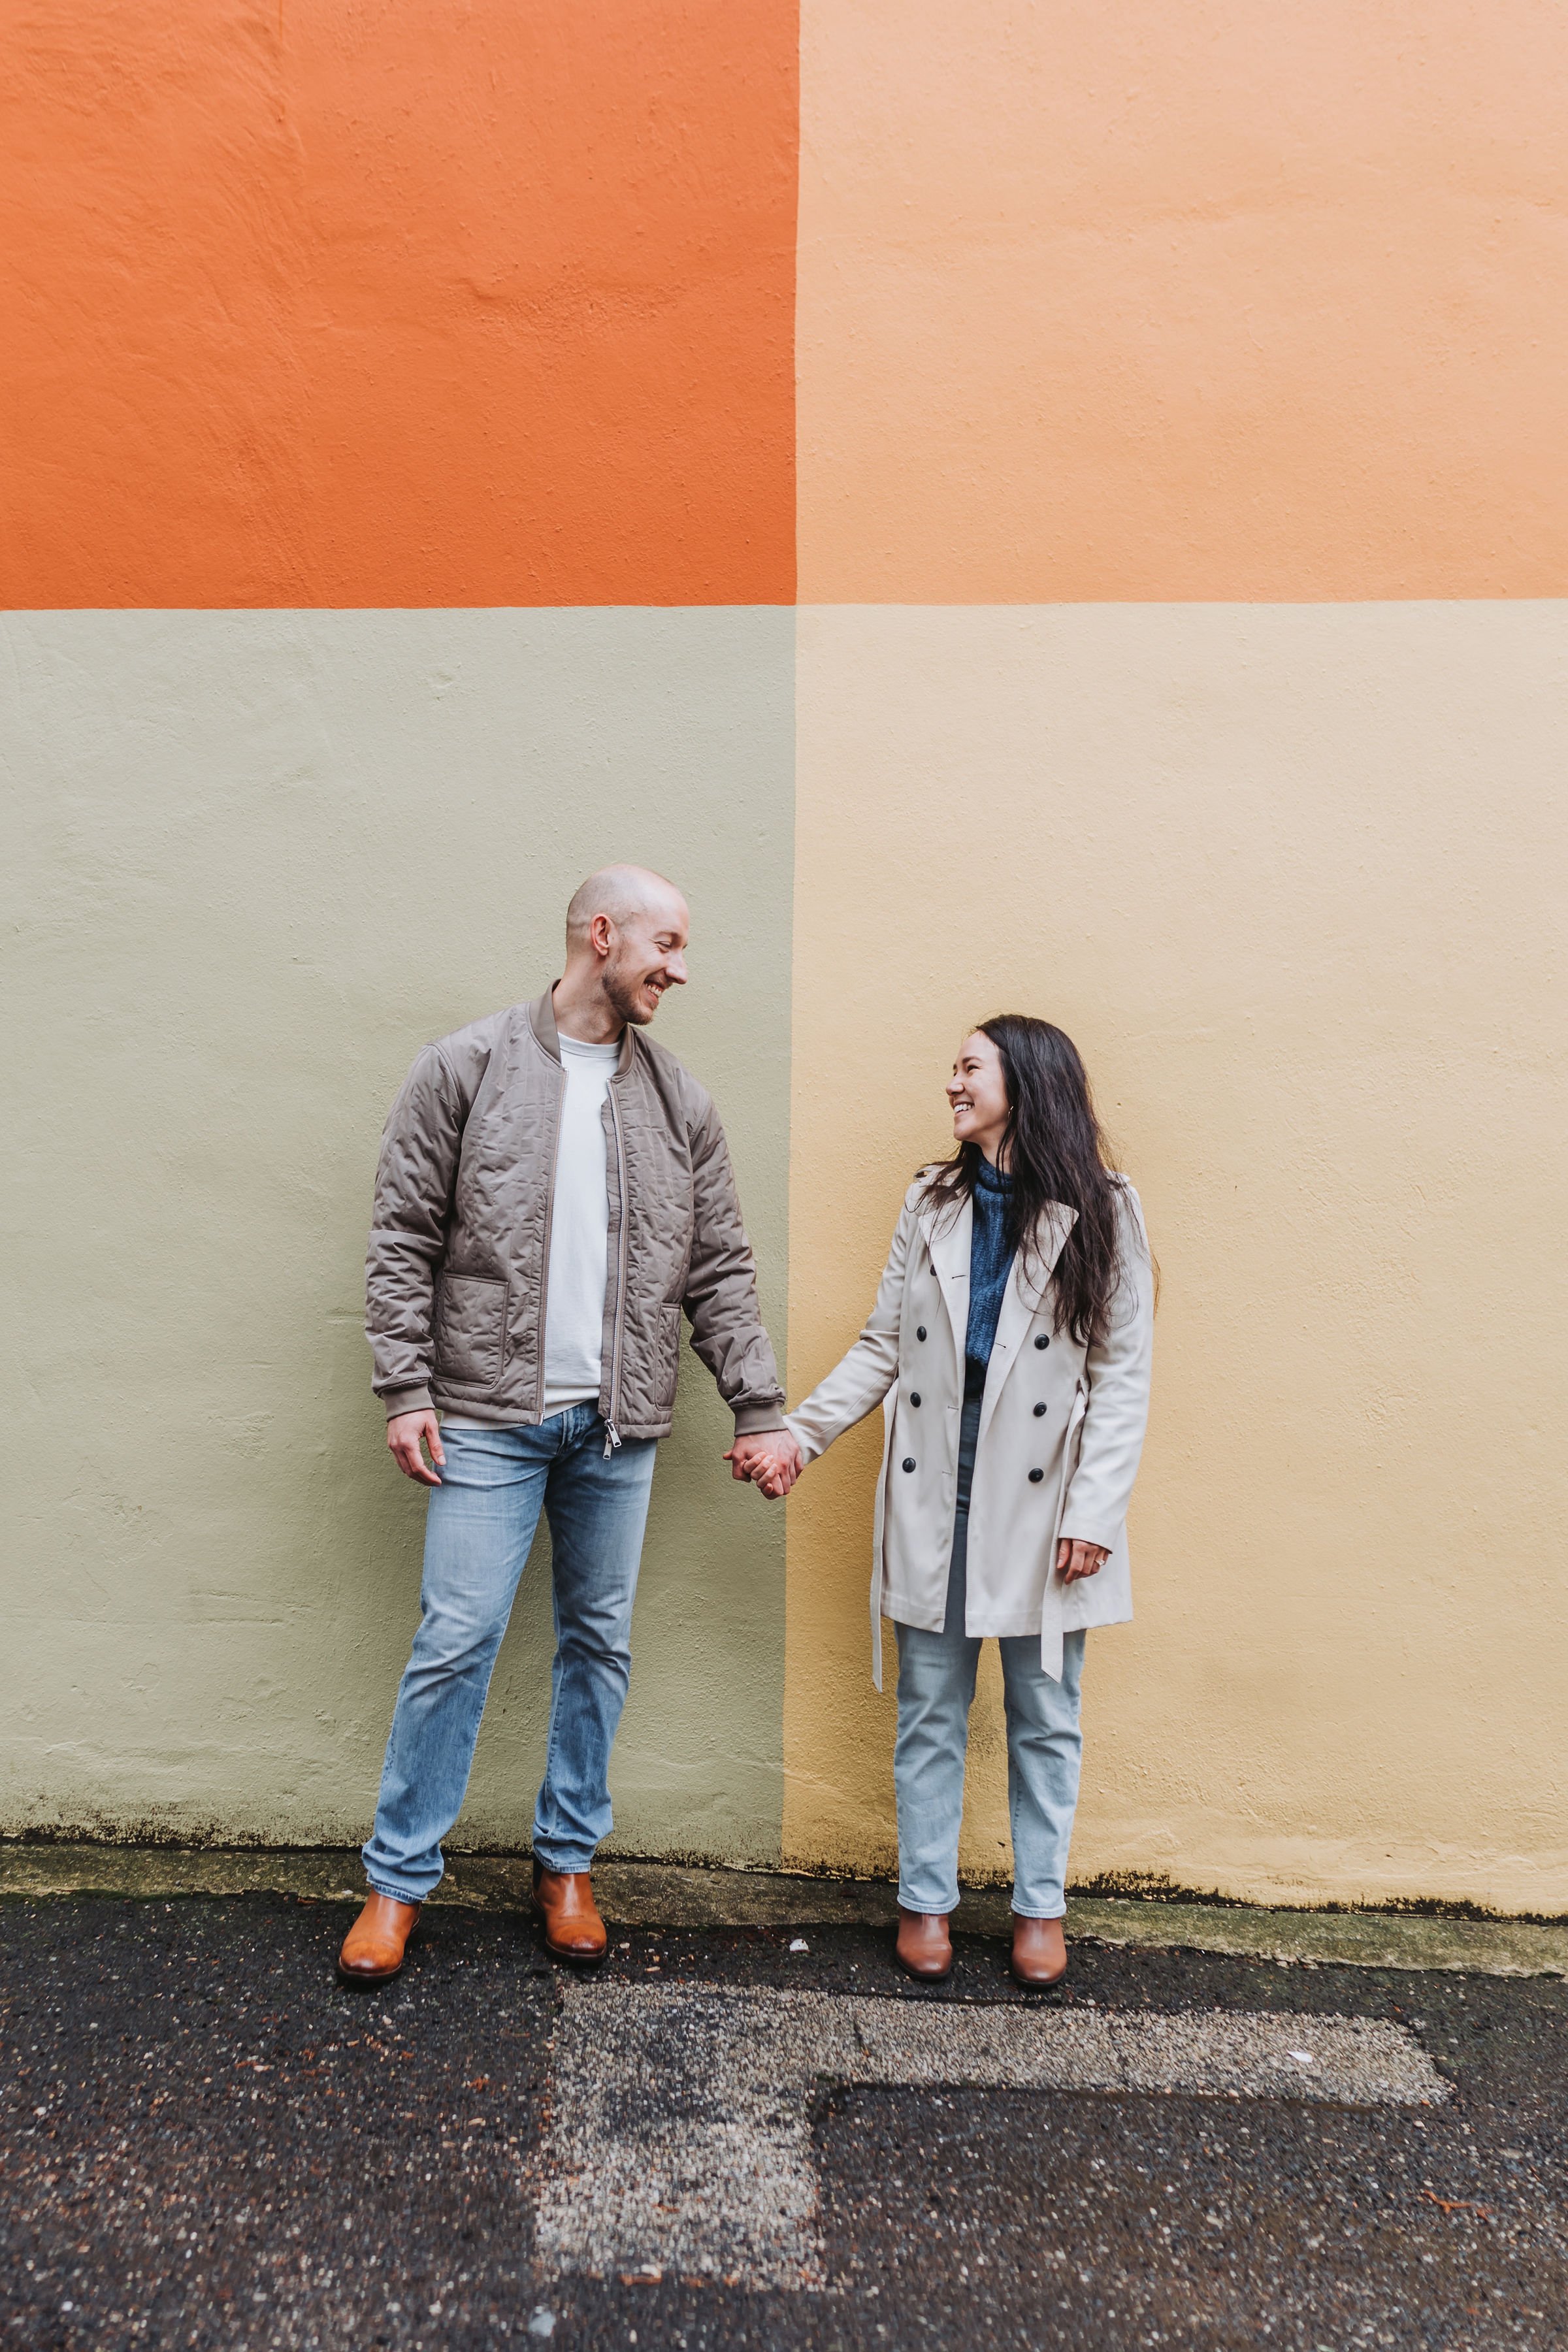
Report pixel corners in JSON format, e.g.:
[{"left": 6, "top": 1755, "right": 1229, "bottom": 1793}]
[
  {"left": 784, "top": 603, "right": 1568, "bottom": 1915},
  {"left": 3, "top": 2, "right": 1564, "bottom": 1910},
  {"left": 3, "top": 609, "right": 795, "bottom": 1857}
]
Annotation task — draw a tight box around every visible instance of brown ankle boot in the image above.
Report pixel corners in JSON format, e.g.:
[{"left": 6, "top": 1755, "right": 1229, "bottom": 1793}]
[
  {"left": 336, "top": 1893, "right": 421, "bottom": 1986},
  {"left": 895, "top": 1906, "right": 953, "bottom": 1982},
  {"left": 1011, "top": 1913, "right": 1068, "bottom": 1987},
  {"left": 532, "top": 1861, "right": 608, "bottom": 1964}
]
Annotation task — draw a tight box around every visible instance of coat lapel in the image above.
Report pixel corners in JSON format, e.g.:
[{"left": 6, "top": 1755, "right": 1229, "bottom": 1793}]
[
  {"left": 919, "top": 1192, "right": 972, "bottom": 1388},
  {"left": 976, "top": 1202, "right": 1077, "bottom": 1446}
]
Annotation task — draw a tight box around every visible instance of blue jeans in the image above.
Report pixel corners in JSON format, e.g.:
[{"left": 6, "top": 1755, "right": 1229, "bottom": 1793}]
[
  {"left": 894, "top": 1396, "right": 1085, "bottom": 1918},
  {"left": 361, "top": 1408, "right": 657, "bottom": 1904}
]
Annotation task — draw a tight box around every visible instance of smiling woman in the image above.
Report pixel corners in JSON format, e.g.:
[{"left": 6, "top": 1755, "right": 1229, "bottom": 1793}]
[{"left": 768, "top": 1016, "right": 1155, "bottom": 1987}]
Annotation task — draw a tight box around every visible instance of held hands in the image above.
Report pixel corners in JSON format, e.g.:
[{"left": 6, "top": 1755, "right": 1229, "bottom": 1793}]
[
  {"left": 387, "top": 1413, "right": 811, "bottom": 1503},
  {"left": 1056, "top": 1537, "right": 1109, "bottom": 1584},
  {"left": 725, "top": 1429, "right": 803, "bottom": 1501},
  {"left": 391, "top": 1411, "right": 1100, "bottom": 1565}
]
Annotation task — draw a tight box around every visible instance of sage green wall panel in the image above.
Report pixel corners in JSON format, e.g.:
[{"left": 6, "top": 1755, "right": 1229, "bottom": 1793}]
[{"left": 0, "top": 606, "right": 794, "bottom": 1861}]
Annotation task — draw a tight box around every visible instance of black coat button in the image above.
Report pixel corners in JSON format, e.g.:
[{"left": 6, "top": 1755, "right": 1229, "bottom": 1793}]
[
  {"left": 1028, "top": 1467, "right": 1045, "bottom": 1483},
  {"left": 1033, "top": 1402, "right": 1047, "bottom": 1417},
  {"left": 916, "top": 1326, "right": 927, "bottom": 1341},
  {"left": 902, "top": 1458, "right": 917, "bottom": 1473},
  {"left": 1034, "top": 1334, "right": 1050, "bottom": 1350},
  {"left": 910, "top": 1393, "right": 921, "bottom": 1407}
]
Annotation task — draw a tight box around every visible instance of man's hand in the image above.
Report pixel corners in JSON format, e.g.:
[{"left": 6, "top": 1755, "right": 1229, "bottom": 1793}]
[
  {"left": 1056, "top": 1537, "right": 1109, "bottom": 1584},
  {"left": 387, "top": 1410, "right": 446, "bottom": 1486},
  {"left": 725, "top": 1429, "right": 803, "bottom": 1499}
]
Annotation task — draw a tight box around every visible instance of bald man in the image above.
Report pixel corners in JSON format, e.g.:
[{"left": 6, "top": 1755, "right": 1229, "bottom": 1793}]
[{"left": 342, "top": 868, "right": 799, "bottom": 1984}]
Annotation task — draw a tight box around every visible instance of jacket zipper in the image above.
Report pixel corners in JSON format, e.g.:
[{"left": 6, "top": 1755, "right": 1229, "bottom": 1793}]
[
  {"left": 603, "top": 1081, "right": 630, "bottom": 1456},
  {"left": 534, "top": 1060, "right": 568, "bottom": 1424}
]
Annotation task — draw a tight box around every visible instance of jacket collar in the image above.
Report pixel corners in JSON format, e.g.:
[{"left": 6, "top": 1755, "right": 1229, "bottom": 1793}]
[
  {"left": 527, "top": 985, "right": 636, "bottom": 1077},
  {"left": 918, "top": 1185, "right": 1077, "bottom": 1311},
  {"left": 918, "top": 1181, "right": 1079, "bottom": 1426}
]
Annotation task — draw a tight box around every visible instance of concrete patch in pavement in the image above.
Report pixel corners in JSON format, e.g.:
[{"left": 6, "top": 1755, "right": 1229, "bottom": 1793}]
[
  {"left": 5, "top": 1898, "right": 1561, "bottom": 2349},
  {"left": 534, "top": 1981, "right": 1449, "bottom": 2293}
]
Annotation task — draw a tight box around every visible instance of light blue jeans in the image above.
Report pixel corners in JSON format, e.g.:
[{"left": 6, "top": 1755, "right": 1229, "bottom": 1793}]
[
  {"left": 361, "top": 1408, "right": 657, "bottom": 1904},
  {"left": 894, "top": 1514, "right": 1086, "bottom": 1921}
]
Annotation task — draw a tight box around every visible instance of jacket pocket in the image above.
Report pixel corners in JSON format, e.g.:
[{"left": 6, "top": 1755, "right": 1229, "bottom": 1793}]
[
  {"left": 432, "top": 1273, "right": 507, "bottom": 1389},
  {"left": 656, "top": 1303, "right": 684, "bottom": 1411}
]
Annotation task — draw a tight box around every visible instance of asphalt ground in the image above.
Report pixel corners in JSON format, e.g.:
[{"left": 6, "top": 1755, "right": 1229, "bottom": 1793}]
[{"left": 1, "top": 1895, "right": 1564, "bottom": 2351}]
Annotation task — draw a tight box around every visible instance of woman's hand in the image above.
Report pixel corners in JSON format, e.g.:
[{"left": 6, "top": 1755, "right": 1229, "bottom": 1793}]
[
  {"left": 1056, "top": 1537, "right": 1109, "bottom": 1584},
  {"left": 747, "top": 1441, "right": 802, "bottom": 1498},
  {"left": 725, "top": 1431, "right": 803, "bottom": 1499}
]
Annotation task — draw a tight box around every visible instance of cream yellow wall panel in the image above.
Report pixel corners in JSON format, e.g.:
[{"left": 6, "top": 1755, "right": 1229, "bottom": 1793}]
[{"left": 785, "top": 600, "right": 1567, "bottom": 1914}]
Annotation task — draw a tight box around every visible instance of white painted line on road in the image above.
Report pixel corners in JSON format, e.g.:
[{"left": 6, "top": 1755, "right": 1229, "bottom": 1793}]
[{"left": 533, "top": 1984, "right": 1448, "bottom": 2292}]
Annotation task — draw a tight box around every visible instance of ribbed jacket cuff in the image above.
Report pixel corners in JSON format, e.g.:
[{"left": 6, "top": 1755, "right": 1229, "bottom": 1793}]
[
  {"left": 731, "top": 1399, "right": 787, "bottom": 1437},
  {"left": 382, "top": 1384, "right": 434, "bottom": 1420}
]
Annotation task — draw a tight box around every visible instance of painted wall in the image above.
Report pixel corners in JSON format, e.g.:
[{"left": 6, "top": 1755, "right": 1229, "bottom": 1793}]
[
  {"left": 3, "top": 609, "right": 794, "bottom": 1856},
  {"left": 796, "top": 0, "right": 1568, "bottom": 601},
  {"left": 783, "top": 0, "right": 1568, "bottom": 1913},
  {"left": 1, "top": 0, "right": 797, "bottom": 605},
  {"left": 3, "top": 1, "right": 1563, "bottom": 1908},
  {"left": 1, "top": 1, "right": 799, "bottom": 1865},
  {"left": 783, "top": 602, "right": 1568, "bottom": 1914}
]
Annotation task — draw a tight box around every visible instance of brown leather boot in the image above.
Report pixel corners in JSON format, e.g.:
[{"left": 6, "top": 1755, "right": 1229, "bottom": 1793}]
[
  {"left": 1011, "top": 1913, "right": 1068, "bottom": 1987},
  {"left": 532, "top": 1861, "right": 608, "bottom": 1965},
  {"left": 895, "top": 1906, "right": 953, "bottom": 1982},
  {"left": 336, "top": 1893, "right": 421, "bottom": 1987}
]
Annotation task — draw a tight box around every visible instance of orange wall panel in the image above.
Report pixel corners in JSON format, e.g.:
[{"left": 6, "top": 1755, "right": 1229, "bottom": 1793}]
[
  {"left": 798, "top": 0, "right": 1568, "bottom": 602},
  {"left": 0, "top": 1, "right": 796, "bottom": 608}
]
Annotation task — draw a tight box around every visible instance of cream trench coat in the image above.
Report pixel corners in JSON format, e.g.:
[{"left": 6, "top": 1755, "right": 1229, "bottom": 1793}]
[{"left": 787, "top": 1177, "right": 1154, "bottom": 1687}]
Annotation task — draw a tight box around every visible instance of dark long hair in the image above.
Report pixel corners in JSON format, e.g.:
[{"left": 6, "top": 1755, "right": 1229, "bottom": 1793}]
[{"left": 922, "top": 1015, "right": 1135, "bottom": 1348}]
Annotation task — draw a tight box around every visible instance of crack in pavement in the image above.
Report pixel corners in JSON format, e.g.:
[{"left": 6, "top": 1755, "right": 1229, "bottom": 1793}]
[{"left": 534, "top": 1982, "right": 1450, "bottom": 2293}]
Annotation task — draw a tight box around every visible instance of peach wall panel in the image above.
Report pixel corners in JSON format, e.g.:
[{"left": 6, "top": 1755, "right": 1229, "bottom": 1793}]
[{"left": 798, "top": 0, "right": 1568, "bottom": 602}]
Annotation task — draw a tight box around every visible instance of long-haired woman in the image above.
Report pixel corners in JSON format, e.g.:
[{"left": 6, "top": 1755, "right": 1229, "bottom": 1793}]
[{"left": 759, "top": 1017, "right": 1154, "bottom": 1987}]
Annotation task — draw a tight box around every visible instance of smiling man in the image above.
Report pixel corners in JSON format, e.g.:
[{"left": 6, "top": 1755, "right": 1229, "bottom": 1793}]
[{"left": 341, "top": 866, "right": 798, "bottom": 1985}]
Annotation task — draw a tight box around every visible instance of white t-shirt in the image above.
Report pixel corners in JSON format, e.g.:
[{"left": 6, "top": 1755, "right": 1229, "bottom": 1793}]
[
  {"left": 445, "top": 1032, "right": 621, "bottom": 1426},
  {"left": 541, "top": 1035, "right": 621, "bottom": 1413}
]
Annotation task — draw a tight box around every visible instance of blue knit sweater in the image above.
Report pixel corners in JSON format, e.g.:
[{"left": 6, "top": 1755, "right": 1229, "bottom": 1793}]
[{"left": 964, "top": 1158, "right": 1015, "bottom": 1381}]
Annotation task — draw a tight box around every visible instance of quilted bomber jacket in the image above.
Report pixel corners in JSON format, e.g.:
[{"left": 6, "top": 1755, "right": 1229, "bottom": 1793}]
[{"left": 365, "top": 988, "right": 786, "bottom": 1444}]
